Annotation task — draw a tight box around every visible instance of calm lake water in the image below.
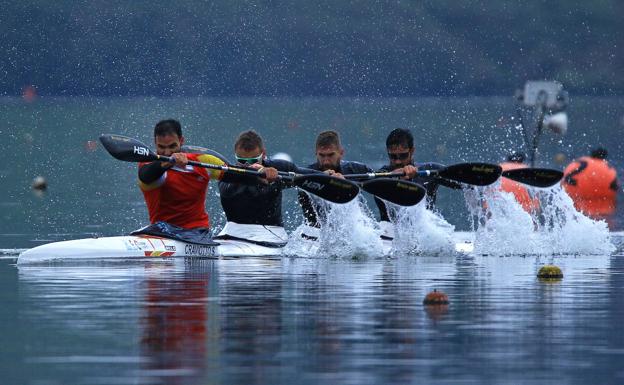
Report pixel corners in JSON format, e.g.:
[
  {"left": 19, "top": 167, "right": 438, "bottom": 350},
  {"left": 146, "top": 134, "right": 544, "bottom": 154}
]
[{"left": 1, "top": 96, "right": 623, "bottom": 384}]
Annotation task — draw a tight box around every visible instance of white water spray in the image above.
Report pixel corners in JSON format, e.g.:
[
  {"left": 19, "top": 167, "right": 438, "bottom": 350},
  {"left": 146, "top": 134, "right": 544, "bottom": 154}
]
[
  {"left": 388, "top": 201, "right": 455, "bottom": 255},
  {"left": 465, "top": 183, "right": 614, "bottom": 255},
  {"left": 284, "top": 194, "right": 384, "bottom": 259}
]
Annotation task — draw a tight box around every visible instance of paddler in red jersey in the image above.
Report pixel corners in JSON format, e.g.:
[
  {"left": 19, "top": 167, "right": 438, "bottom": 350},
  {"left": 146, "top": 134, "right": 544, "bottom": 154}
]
[
  {"left": 499, "top": 151, "right": 540, "bottom": 213},
  {"left": 138, "top": 119, "right": 227, "bottom": 230},
  {"left": 562, "top": 147, "right": 619, "bottom": 220}
]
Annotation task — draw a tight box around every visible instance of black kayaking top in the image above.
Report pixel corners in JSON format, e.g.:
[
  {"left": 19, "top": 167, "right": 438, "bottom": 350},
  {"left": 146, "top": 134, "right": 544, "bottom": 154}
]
[
  {"left": 218, "top": 158, "right": 311, "bottom": 227},
  {"left": 298, "top": 160, "right": 372, "bottom": 227},
  {"left": 375, "top": 162, "right": 462, "bottom": 221}
]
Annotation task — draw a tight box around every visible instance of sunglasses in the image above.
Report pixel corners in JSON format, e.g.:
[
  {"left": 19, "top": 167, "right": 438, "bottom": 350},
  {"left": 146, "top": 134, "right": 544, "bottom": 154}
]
[
  {"left": 235, "top": 154, "right": 263, "bottom": 165},
  {"left": 387, "top": 152, "right": 410, "bottom": 160}
]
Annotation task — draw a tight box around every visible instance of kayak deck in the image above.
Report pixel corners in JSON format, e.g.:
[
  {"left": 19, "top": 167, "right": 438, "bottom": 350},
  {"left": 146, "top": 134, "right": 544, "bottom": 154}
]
[{"left": 16, "top": 235, "right": 283, "bottom": 264}]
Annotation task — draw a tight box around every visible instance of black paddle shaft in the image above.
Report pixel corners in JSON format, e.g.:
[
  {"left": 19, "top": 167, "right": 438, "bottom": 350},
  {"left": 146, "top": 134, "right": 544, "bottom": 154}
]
[
  {"left": 345, "top": 163, "right": 502, "bottom": 186},
  {"left": 99, "top": 134, "right": 360, "bottom": 203}
]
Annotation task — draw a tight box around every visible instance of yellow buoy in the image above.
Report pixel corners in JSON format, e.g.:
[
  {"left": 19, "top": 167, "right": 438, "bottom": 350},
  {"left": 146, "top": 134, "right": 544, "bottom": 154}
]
[{"left": 537, "top": 265, "right": 563, "bottom": 279}]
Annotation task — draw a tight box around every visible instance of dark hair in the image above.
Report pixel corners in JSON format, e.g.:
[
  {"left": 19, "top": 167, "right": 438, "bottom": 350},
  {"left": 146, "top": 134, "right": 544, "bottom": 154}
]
[
  {"left": 507, "top": 151, "right": 526, "bottom": 163},
  {"left": 386, "top": 128, "right": 414, "bottom": 149},
  {"left": 235, "top": 130, "right": 264, "bottom": 151},
  {"left": 590, "top": 147, "right": 608, "bottom": 159},
  {"left": 154, "top": 119, "right": 182, "bottom": 138},
  {"left": 316, "top": 130, "right": 341, "bottom": 149}
]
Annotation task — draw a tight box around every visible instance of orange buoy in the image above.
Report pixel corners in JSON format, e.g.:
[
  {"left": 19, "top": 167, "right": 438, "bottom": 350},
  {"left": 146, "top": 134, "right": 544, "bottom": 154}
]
[
  {"left": 500, "top": 160, "right": 540, "bottom": 213},
  {"left": 22, "top": 85, "right": 37, "bottom": 103},
  {"left": 423, "top": 289, "right": 449, "bottom": 305},
  {"left": 562, "top": 149, "right": 618, "bottom": 217}
]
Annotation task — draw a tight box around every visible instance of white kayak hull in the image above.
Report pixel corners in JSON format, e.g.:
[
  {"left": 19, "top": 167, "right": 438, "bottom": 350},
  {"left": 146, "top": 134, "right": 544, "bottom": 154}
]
[
  {"left": 17, "top": 235, "right": 283, "bottom": 264},
  {"left": 17, "top": 221, "right": 475, "bottom": 264}
]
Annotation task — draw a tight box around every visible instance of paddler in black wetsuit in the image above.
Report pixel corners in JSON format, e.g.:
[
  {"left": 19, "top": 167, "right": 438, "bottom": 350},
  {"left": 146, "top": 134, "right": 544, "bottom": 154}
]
[
  {"left": 218, "top": 130, "right": 310, "bottom": 227},
  {"left": 375, "top": 128, "right": 462, "bottom": 222},
  {"left": 298, "top": 130, "right": 418, "bottom": 227}
]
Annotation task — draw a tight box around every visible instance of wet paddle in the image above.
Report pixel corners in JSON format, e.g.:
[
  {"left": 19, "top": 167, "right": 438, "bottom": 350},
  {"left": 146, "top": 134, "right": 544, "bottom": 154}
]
[
  {"left": 345, "top": 162, "right": 502, "bottom": 186},
  {"left": 99, "top": 134, "right": 360, "bottom": 204},
  {"left": 361, "top": 178, "right": 426, "bottom": 206},
  {"left": 185, "top": 142, "right": 426, "bottom": 206},
  {"left": 502, "top": 168, "right": 563, "bottom": 188}
]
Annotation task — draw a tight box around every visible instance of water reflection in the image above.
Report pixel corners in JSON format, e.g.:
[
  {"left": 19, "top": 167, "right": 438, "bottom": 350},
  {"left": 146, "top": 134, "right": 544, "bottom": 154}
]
[
  {"left": 139, "top": 260, "right": 217, "bottom": 384},
  {"left": 11, "top": 251, "right": 624, "bottom": 385}
]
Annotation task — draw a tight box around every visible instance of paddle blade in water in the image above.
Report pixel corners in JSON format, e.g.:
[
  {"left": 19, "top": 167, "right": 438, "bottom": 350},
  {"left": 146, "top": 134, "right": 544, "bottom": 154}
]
[
  {"left": 293, "top": 174, "right": 360, "bottom": 203},
  {"left": 502, "top": 168, "right": 563, "bottom": 187},
  {"left": 361, "top": 178, "right": 426, "bottom": 206},
  {"left": 438, "top": 162, "right": 502, "bottom": 186},
  {"left": 99, "top": 134, "right": 157, "bottom": 162}
]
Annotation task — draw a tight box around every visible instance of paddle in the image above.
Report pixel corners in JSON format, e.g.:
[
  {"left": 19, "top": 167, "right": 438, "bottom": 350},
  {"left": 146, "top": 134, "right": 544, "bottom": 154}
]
[
  {"left": 187, "top": 141, "right": 425, "bottom": 206},
  {"left": 502, "top": 168, "right": 563, "bottom": 188},
  {"left": 99, "top": 134, "right": 360, "bottom": 204},
  {"left": 345, "top": 162, "right": 503, "bottom": 186},
  {"left": 361, "top": 178, "right": 426, "bottom": 206}
]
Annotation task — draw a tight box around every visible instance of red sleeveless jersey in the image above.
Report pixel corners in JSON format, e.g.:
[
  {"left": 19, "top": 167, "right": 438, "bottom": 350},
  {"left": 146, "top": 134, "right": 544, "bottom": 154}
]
[{"left": 139, "top": 153, "right": 223, "bottom": 229}]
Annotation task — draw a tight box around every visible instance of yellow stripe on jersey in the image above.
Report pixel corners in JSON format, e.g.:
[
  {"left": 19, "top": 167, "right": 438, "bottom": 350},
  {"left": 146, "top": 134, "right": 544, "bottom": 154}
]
[{"left": 197, "top": 153, "right": 226, "bottom": 180}]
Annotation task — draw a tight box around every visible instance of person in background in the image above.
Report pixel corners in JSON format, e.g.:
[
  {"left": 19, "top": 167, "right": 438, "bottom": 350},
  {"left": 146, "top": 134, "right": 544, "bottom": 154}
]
[
  {"left": 562, "top": 147, "right": 618, "bottom": 220},
  {"left": 499, "top": 151, "right": 540, "bottom": 213},
  {"left": 375, "top": 128, "right": 461, "bottom": 222}
]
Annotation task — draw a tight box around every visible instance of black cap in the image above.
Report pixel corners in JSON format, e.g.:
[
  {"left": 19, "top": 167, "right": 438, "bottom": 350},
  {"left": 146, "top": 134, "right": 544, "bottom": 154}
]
[{"left": 590, "top": 147, "right": 608, "bottom": 159}]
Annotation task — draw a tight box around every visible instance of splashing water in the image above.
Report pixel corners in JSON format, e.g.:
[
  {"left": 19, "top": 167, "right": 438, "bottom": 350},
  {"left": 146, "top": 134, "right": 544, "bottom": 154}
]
[
  {"left": 284, "top": 194, "right": 385, "bottom": 259},
  {"left": 465, "top": 184, "right": 614, "bottom": 255},
  {"left": 388, "top": 201, "right": 455, "bottom": 255}
]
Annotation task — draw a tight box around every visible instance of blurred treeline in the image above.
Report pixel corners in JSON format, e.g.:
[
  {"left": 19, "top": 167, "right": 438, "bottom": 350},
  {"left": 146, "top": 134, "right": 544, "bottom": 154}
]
[{"left": 2, "top": 1, "right": 621, "bottom": 96}]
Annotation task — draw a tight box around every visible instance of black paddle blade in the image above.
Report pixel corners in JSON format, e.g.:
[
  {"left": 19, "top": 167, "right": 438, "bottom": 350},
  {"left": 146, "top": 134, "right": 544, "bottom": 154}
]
[
  {"left": 438, "top": 162, "right": 502, "bottom": 186},
  {"left": 502, "top": 168, "right": 563, "bottom": 188},
  {"left": 361, "top": 178, "right": 426, "bottom": 206},
  {"left": 99, "top": 134, "right": 157, "bottom": 162},
  {"left": 294, "top": 174, "right": 360, "bottom": 203}
]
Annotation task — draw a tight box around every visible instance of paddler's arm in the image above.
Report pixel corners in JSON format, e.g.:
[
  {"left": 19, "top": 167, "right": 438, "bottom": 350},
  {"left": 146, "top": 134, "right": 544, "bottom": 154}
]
[
  {"left": 138, "top": 153, "right": 188, "bottom": 188},
  {"left": 138, "top": 161, "right": 170, "bottom": 184}
]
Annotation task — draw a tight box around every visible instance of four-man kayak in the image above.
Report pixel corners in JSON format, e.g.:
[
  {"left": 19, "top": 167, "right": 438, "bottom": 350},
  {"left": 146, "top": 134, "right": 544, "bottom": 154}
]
[{"left": 16, "top": 222, "right": 474, "bottom": 264}]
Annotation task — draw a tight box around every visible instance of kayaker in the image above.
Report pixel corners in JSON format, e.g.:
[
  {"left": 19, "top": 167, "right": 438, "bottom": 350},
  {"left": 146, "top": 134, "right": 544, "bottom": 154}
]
[
  {"left": 298, "top": 130, "right": 376, "bottom": 227},
  {"left": 137, "top": 119, "right": 229, "bottom": 230},
  {"left": 218, "top": 130, "right": 309, "bottom": 227},
  {"left": 375, "top": 128, "right": 461, "bottom": 222},
  {"left": 499, "top": 151, "right": 540, "bottom": 213},
  {"left": 562, "top": 147, "right": 618, "bottom": 220}
]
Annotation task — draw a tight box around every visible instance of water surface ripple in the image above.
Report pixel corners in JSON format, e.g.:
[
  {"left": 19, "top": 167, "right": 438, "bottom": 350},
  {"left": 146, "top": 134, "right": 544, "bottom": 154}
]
[{"left": 2, "top": 251, "right": 624, "bottom": 384}]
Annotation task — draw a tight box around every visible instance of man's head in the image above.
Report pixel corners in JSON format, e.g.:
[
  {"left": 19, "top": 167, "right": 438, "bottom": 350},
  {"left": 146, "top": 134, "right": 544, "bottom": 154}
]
[
  {"left": 154, "top": 119, "right": 184, "bottom": 156},
  {"left": 386, "top": 128, "right": 414, "bottom": 169},
  {"left": 590, "top": 147, "right": 608, "bottom": 160},
  {"left": 234, "top": 130, "right": 265, "bottom": 165},
  {"left": 315, "top": 130, "right": 344, "bottom": 171}
]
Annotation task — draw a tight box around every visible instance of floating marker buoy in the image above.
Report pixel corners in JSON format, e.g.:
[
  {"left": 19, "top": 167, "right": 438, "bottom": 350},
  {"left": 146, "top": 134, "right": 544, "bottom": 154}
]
[
  {"left": 423, "top": 289, "right": 449, "bottom": 305},
  {"left": 31, "top": 176, "right": 47, "bottom": 192},
  {"left": 85, "top": 140, "right": 98, "bottom": 152},
  {"left": 553, "top": 153, "right": 566, "bottom": 165},
  {"left": 537, "top": 265, "right": 563, "bottom": 279}
]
